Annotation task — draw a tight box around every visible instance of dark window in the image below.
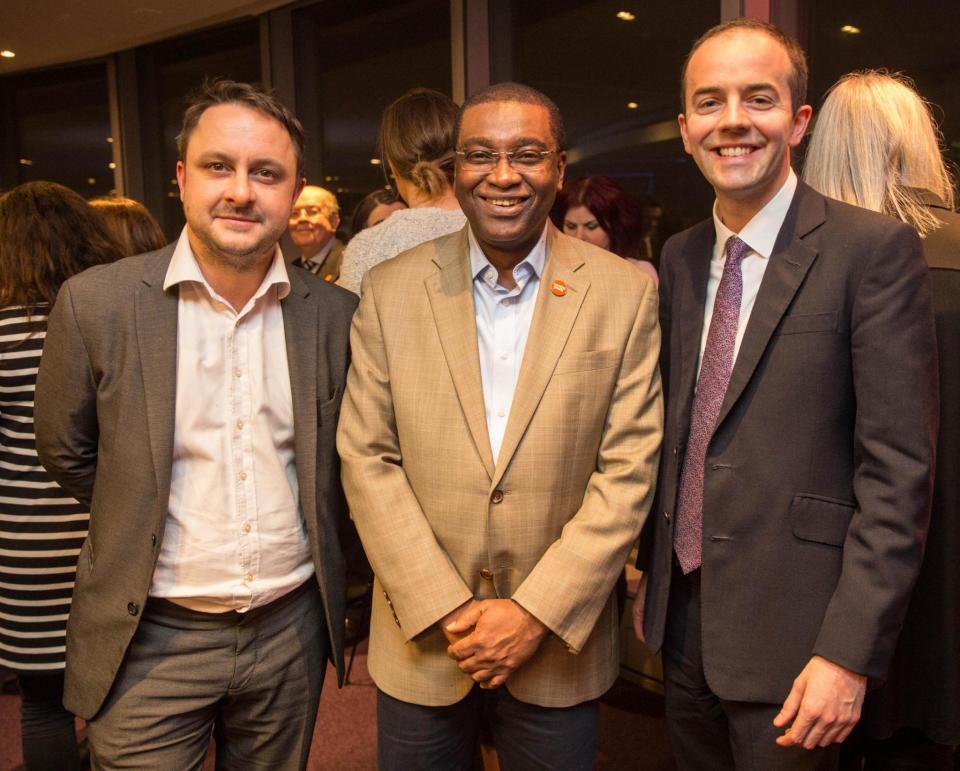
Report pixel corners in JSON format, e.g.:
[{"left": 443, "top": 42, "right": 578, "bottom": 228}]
[
  {"left": 292, "top": 0, "right": 452, "bottom": 217},
  {"left": 1, "top": 63, "right": 112, "bottom": 197}
]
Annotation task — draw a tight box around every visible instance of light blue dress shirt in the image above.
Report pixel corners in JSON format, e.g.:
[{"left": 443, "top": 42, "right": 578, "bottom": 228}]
[{"left": 468, "top": 225, "right": 547, "bottom": 463}]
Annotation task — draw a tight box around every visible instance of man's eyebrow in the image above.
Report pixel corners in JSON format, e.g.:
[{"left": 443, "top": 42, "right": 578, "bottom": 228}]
[{"left": 459, "top": 136, "right": 551, "bottom": 149}]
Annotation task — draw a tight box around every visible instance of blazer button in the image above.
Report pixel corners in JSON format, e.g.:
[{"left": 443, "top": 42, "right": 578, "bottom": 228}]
[
  {"left": 479, "top": 568, "right": 494, "bottom": 580},
  {"left": 491, "top": 490, "right": 504, "bottom": 504},
  {"left": 663, "top": 510, "right": 671, "bottom": 522},
  {"left": 150, "top": 533, "right": 157, "bottom": 546},
  {"left": 127, "top": 602, "right": 139, "bottom": 616}
]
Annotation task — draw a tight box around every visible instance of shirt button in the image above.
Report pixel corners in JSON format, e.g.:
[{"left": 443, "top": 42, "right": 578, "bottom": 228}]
[
  {"left": 497, "top": 408, "right": 506, "bottom": 418},
  {"left": 499, "top": 352, "right": 508, "bottom": 360},
  {"left": 245, "top": 573, "right": 254, "bottom": 583},
  {"left": 242, "top": 522, "right": 252, "bottom": 534},
  {"left": 236, "top": 419, "right": 244, "bottom": 430},
  {"left": 127, "top": 602, "right": 139, "bottom": 616},
  {"left": 239, "top": 471, "right": 247, "bottom": 481},
  {"left": 234, "top": 369, "right": 242, "bottom": 378},
  {"left": 479, "top": 568, "right": 494, "bottom": 580},
  {"left": 491, "top": 490, "right": 504, "bottom": 504}
]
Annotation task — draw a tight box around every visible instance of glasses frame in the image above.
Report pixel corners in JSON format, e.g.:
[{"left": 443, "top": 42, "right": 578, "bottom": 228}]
[{"left": 455, "top": 147, "right": 559, "bottom": 172}]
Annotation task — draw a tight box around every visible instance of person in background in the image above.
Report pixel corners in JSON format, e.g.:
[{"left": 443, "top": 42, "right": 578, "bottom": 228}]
[
  {"left": 349, "top": 187, "right": 406, "bottom": 237},
  {"left": 554, "top": 175, "right": 658, "bottom": 283},
  {"left": 338, "top": 87, "right": 465, "bottom": 295},
  {"left": 804, "top": 69, "right": 959, "bottom": 771},
  {"left": 0, "top": 181, "right": 124, "bottom": 771},
  {"left": 90, "top": 195, "right": 167, "bottom": 256},
  {"left": 289, "top": 185, "right": 344, "bottom": 282},
  {"left": 636, "top": 20, "right": 937, "bottom": 770}
]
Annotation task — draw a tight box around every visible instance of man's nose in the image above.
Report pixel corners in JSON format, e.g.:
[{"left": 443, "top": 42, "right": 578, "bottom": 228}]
[
  {"left": 718, "top": 99, "right": 749, "bottom": 130},
  {"left": 226, "top": 173, "right": 254, "bottom": 205},
  {"left": 487, "top": 153, "right": 522, "bottom": 186}
]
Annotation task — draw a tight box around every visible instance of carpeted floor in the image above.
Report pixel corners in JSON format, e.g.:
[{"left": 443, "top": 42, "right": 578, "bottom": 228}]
[{"left": 0, "top": 643, "right": 675, "bottom": 770}]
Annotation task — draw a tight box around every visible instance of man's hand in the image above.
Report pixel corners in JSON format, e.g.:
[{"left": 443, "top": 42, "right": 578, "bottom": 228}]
[
  {"left": 773, "top": 655, "right": 867, "bottom": 749},
  {"left": 439, "top": 598, "right": 482, "bottom": 645},
  {"left": 631, "top": 572, "right": 647, "bottom": 643},
  {"left": 445, "top": 600, "right": 549, "bottom": 688}
]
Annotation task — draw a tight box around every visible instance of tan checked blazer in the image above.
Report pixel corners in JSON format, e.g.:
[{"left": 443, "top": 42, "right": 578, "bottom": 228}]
[{"left": 337, "top": 224, "right": 662, "bottom": 708}]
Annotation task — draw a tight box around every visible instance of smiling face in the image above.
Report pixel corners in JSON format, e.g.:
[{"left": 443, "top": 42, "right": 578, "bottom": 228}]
[
  {"left": 177, "top": 103, "right": 303, "bottom": 272},
  {"left": 563, "top": 205, "right": 611, "bottom": 250},
  {"left": 455, "top": 101, "right": 565, "bottom": 267},
  {"left": 679, "top": 29, "right": 811, "bottom": 227},
  {"left": 288, "top": 186, "right": 339, "bottom": 258}
]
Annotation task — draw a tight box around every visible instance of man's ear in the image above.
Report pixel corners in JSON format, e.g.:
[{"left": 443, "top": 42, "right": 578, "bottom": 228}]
[
  {"left": 556, "top": 150, "right": 567, "bottom": 191},
  {"left": 293, "top": 176, "right": 307, "bottom": 203},
  {"left": 331, "top": 211, "right": 341, "bottom": 230},
  {"left": 176, "top": 160, "right": 186, "bottom": 201},
  {"left": 789, "top": 105, "right": 814, "bottom": 148},
  {"left": 678, "top": 113, "right": 692, "bottom": 155}
]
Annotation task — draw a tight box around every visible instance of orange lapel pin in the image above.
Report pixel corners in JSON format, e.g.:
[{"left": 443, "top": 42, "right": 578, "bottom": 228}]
[{"left": 551, "top": 279, "right": 567, "bottom": 297}]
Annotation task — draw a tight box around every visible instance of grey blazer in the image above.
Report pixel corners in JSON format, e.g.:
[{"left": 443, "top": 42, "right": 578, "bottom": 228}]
[
  {"left": 34, "top": 244, "right": 358, "bottom": 719},
  {"left": 638, "top": 182, "right": 939, "bottom": 703}
]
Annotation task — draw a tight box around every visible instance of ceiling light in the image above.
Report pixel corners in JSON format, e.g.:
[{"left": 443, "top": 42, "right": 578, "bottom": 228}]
[
  {"left": 627, "top": 102, "right": 639, "bottom": 109},
  {"left": 0, "top": 50, "right": 15, "bottom": 59},
  {"left": 19, "top": 158, "right": 32, "bottom": 165},
  {"left": 616, "top": 11, "right": 636, "bottom": 21},
  {"left": 106, "top": 137, "right": 114, "bottom": 143},
  {"left": 87, "top": 178, "right": 97, "bottom": 185},
  {"left": 108, "top": 162, "right": 116, "bottom": 169},
  {"left": 840, "top": 24, "right": 861, "bottom": 34},
  {"left": 370, "top": 158, "right": 381, "bottom": 165}
]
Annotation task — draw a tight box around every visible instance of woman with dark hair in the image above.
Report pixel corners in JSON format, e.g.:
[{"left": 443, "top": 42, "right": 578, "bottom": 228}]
[
  {"left": 339, "top": 87, "right": 465, "bottom": 295},
  {"left": 553, "top": 176, "right": 658, "bottom": 283},
  {"left": 348, "top": 187, "right": 406, "bottom": 238},
  {"left": 805, "top": 70, "right": 959, "bottom": 771},
  {"left": 0, "top": 181, "right": 123, "bottom": 770},
  {"left": 90, "top": 195, "right": 167, "bottom": 256}
]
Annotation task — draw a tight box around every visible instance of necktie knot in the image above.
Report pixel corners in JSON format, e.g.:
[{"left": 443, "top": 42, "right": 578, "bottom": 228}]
[{"left": 725, "top": 235, "right": 750, "bottom": 266}]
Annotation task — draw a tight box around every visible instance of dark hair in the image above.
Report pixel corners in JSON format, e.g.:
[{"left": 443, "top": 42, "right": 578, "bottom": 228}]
[
  {"left": 455, "top": 82, "right": 566, "bottom": 150},
  {"left": 552, "top": 176, "right": 644, "bottom": 259},
  {"left": 90, "top": 196, "right": 167, "bottom": 256},
  {"left": 177, "top": 78, "right": 306, "bottom": 181},
  {"left": 0, "top": 181, "right": 125, "bottom": 307},
  {"left": 379, "top": 87, "right": 458, "bottom": 198},
  {"left": 680, "top": 19, "right": 808, "bottom": 113},
  {"left": 349, "top": 188, "right": 403, "bottom": 236}
]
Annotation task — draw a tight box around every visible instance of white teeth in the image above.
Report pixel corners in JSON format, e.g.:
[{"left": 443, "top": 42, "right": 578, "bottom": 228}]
[
  {"left": 488, "top": 198, "right": 522, "bottom": 206},
  {"left": 718, "top": 146, "right": 753, "bottom": 157}
]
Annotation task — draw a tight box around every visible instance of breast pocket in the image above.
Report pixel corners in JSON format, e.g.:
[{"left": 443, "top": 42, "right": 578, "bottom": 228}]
[
  {"left": 776, "top": 311, "right": 838, "bottom": 335},
  {"left": 317, "top": 385, "right": 341, "bottom": 427},
  {"left": 554, "top": 348, "right": 620, "bottom": 374}
]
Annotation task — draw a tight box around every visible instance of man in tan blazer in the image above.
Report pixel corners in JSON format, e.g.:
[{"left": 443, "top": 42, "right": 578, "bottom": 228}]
[{"left": 337, "top": 82, "right": 662, "bottom": 769}]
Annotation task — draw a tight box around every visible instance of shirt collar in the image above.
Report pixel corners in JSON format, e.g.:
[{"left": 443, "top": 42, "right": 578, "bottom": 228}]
[
  {"left": 163, "top": 227, "right": 291, "bottom": 303},
  {"left": 712, "top": 168, "right": 798, "bottom": 259},
  {"left": 301, "top": 236, "right": 336, "bottom": 268},
  {"left": 467, "top": 222, "right": 548, "bottom": 287}
]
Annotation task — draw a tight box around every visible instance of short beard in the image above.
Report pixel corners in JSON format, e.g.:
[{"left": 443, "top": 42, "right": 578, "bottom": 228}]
[{"left": 191, "top": 218, "right": 286, "bottom": 273}]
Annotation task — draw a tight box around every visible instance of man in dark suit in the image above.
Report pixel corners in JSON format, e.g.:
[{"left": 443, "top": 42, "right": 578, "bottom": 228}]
[
  {"left": 35, "top": 80, "right": 357, "bottom": 769},
  {"left": 288, "top": 184, "right": 345, "bottom": 282},
  {"left": 635, "top": 19, "right": 938, "bottom": 769}
]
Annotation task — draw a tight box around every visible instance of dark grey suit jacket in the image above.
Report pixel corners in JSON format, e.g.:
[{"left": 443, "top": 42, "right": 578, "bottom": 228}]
[
  {"left": 638, "top": 182, "right": 939, "bottom": 703},
  {"left": 34, "top": 244, "right": 358, "bottom": 719}
]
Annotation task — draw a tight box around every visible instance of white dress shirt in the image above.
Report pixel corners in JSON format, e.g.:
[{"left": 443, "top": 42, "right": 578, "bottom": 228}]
[
  {"left": 469, "top": 225, "right": 547, "bottom": 463},
  {"left": 697, "top": 170, "right": 798, "bottom": 378},
  {"left": 149, "top": 229, "right": 313, "bottom": 613}
]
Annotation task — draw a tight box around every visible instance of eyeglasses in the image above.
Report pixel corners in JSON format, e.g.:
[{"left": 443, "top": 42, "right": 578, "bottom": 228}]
[
  {"left": 289, "top": 205, "right": 334, "bottom": 219},
  {"left": 455, "top": 148, "right": 558, "bottom": 172}
]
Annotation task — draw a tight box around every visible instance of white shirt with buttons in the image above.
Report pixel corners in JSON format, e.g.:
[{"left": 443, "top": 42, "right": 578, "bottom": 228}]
[{"left": 148, "top": 228, "right": 314, "bottom": 613}]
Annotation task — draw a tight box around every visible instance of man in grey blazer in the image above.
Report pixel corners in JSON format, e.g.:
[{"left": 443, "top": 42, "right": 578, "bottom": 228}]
[
  {"left": 35, "top": 80, "right": 357, "bottom": 769},
  {"left": 635, "top": 20, "right": 938, "bottom": 770}
]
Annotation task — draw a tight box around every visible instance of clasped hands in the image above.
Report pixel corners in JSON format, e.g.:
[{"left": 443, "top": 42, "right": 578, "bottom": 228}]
[{"left": 441, "top": 598, "right": 549, "bottom": 689}]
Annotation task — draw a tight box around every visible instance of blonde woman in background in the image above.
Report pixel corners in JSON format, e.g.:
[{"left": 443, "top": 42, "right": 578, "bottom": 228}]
[
  {"left": 338, "top": 88, "right": 465, "bottom": 295},
  {"left": 804, "top": 69, "right": 960, "bottom": 771}
]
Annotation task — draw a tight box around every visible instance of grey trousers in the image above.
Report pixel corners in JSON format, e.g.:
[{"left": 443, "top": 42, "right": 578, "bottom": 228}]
[{"left": 87, "top": 579, "right": 328, "bottom": 770}]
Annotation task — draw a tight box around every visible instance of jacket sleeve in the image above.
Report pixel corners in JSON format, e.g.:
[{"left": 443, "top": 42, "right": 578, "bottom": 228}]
[{"left": 34, "top": 281, "right": 100, "bottom": 508}]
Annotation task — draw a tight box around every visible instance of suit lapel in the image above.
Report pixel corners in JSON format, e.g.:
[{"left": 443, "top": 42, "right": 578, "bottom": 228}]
[
  {"left": 492, "top": 228, "right": 588, "bottom": 488},
  {"left": 282, "top": 271, "right": 319, "bottom": 523},
  {"left": 715, "top": 183, "right": 825, "bottom": 428},
  {"left": 425, "top": 227, "right": 496, "bottom": 479},
  {"left": 673, "top": 223, "right": 714, "bottom": 440},
  {"left": 135, "top": 246, "right": 179, "bottom": 510}
]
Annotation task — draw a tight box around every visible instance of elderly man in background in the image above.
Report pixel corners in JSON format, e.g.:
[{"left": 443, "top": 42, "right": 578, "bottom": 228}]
[{"left": 289, "top": 184, "right": 345, "bottom": 281}]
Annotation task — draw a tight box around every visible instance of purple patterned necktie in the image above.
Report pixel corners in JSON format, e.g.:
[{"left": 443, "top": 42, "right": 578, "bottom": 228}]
[{"left": 674, "top": 235, "right": 749, "bottom": 574}]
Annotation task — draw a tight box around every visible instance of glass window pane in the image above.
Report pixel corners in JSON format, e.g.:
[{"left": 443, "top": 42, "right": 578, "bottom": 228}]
[
  {"left": 292, "top": 0, "right": 452, "bottom": 217},
  {"left": 502, "top": 0, "right": 721, "bottom": 239},
  {"left": 8, "top": 63, "right": 113, "bottom": 197}
]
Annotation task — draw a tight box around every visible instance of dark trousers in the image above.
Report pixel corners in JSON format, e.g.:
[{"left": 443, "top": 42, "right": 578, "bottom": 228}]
[
  {"left": 663, "top": 565, "right": 840, "bottom": 771},
  {"left": 17, "top": 671, "right": 81, "bottom": 771},
  {"left": 840, "top": 726, "right": 956, "bottom": 770},
  {"left": 376, "top": 685, "right": 598, "bottom": 771},
  {"left": 87, "top": 579, "right": 327, "bottom": 770}
]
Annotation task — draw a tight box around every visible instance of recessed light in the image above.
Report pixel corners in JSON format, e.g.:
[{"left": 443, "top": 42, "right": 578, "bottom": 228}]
[
  {"left": 370, "top": 158, "right": 381, "bottom": 165},
  {"left": 1, "top": 50, "right": 16, "bottom": 59},
  {"left": 87, "top": 178, "right": 97, "bottom": 185},
  {"left": 106, "top": 137, "right": 114, "bottom": 143},
  {"left": 627, "top": 102, "right": 639, "bottom": 109},
  {"left": 108, "top": 162, "right": 117, "bottom": 169},
  {"left": 18, "top": 158, "right": 32, "bottom": 166},
  {"left": 616, "top": 11, "right": 636, "bottom": 21},
  {"left": 840, "top": 24, "right": 861, "bottom": 34}
]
